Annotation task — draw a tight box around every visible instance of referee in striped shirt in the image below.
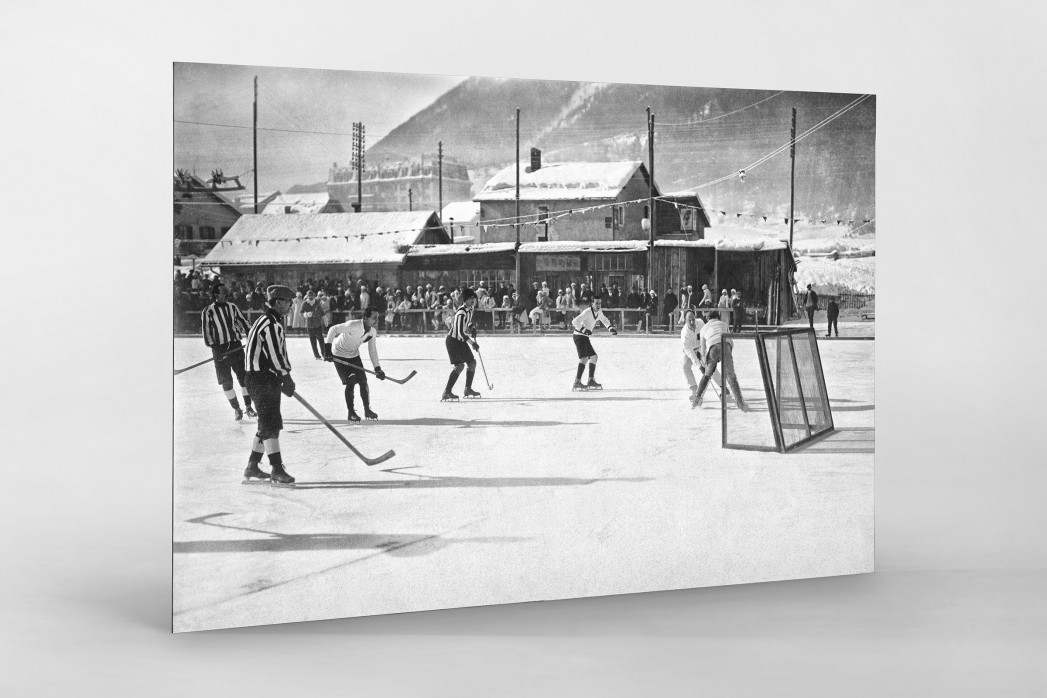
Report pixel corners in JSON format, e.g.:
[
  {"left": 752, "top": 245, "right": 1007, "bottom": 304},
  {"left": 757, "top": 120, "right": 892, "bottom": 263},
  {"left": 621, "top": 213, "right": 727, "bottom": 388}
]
[
  {"left": 201, "top": 283, "right": 254, "bottom": 421},
  {"left": 242, "top": 285, "right": 297, "bottom": 486},
  {"left": 441, "top": 287, "right": 481, "bottom": 401}
]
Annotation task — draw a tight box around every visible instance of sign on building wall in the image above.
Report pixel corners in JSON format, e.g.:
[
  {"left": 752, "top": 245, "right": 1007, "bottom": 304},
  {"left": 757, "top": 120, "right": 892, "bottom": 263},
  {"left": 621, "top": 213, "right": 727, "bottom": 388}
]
[{"left": 535, "top": 255, "right": 582, "bottom": 271}]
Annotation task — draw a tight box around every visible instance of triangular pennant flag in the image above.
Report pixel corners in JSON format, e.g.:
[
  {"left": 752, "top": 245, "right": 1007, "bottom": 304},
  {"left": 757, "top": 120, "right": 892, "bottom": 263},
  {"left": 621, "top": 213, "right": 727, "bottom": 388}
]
[{"left": 762, "top": 216, "right": 767, "bottom": 222}]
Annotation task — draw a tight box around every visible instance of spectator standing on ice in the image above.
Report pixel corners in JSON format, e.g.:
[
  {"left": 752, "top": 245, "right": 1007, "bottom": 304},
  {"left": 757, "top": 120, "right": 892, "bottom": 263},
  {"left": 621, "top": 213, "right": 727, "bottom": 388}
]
[
  {"left": 610, "top": 283, "right": 621, "bottom": 308},
  {"left": 441, "top": 288, "right": 481, "bottom": 401},
  {"left": 803, "top": 284, "right": 819, "bottom": 330},
  {"left": 478, "top": 287, "right": 495, "bottom": 331},
  {"left": 529, "top": 289, "right": 549, "bottom": 331},
  {"left": 579, "top": 283, "right": 593, "bottom": 306},
  {"left": 358, "top": 285, "right": 370, "bottom": 317},
  {"left": 731, "top": 289, "right": 745, "bottom": 333},
  {"left": 694, "top": 314, "right": 748, "bottom": 412},
  {"left": 717, "top": 289, "right": 730, "bottom": 322},
  {"left": 302, "top": 290, "right": 324, "bottom": 360},
  {"left": 201, "top": 283, "right": 255, "bottom": 421},
  {"left": 555, "top": 289, "right": 569, "bottom": 329},
  {"left": 826, "top": 298, "right": 840, "bottom": 337},
  {"left": 663, "top": 288, "right": 678, "bottom": 332},
  {"left": 323, "top": 306, "right": 385, "bottom": 422},
  {"left": 291, "top": 291, "right": 306, "bottom": 334},
  {"left": 511, "top": 292, "right": 528, "bottom": 332},
  {"left": 646, "top": 289, "right": 659, "bottom": 332},
  {"left": 242, "top": 285, "right": 297, "bottom": 487},
  {"left": 570, "top": 297, "right": 617, "bottom": 391}
]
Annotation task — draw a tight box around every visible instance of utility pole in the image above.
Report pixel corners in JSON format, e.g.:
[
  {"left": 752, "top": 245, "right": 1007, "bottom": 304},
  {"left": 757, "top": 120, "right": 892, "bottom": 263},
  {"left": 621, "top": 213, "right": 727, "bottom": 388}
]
[
  {"left": 438, "top": 141, "right": 443, "bottom": 224},
  {"left": 514, "top": 107, "right": 521, "bottom": 290},
  {"left": 253, "top": 76, "right": 258, "bottom": 213},
  {"left": 647, "top": 107, "right": 655, "bottom": 293},
  {"left": 352, "top": 122, "right": 365, "bottom": 212},
  {"left": 789, "top": 107, "right": 797, "bottom": 250}
]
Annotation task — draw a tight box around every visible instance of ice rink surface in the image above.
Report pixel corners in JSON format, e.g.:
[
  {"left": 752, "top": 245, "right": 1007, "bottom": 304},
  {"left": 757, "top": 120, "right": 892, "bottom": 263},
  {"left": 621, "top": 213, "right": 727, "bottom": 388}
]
[{"left": 174, "top": 334, "right": 874, "bottom": 632}]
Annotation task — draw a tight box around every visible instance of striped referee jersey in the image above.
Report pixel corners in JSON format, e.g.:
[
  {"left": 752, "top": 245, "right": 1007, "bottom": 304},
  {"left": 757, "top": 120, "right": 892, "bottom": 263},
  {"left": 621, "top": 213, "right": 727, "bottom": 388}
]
[
  {"left": 201, "top": 300, "right": 250, "bottom": 347},
  {"left": 447, "top": 305, "right": 472, "bottom": 342},
  {"left": 244, "top": 309, "right": 292, "bottom": 375}
]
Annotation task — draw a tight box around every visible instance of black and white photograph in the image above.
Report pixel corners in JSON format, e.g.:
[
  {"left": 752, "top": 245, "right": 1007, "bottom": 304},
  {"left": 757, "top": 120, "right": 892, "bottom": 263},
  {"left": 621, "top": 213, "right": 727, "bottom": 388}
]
[
  {"left": 173, "top": 64, "right": 876, "bottom": 632},
  {"left": 5, "top": 2, "right": 1046, "bottom": 694}
]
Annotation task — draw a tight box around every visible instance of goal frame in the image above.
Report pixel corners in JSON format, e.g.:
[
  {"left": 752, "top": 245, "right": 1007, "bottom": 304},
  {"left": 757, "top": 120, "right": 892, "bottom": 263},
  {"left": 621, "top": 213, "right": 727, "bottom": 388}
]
[{"left": 721, "top": 327, "right": 834, "bottom": 453}]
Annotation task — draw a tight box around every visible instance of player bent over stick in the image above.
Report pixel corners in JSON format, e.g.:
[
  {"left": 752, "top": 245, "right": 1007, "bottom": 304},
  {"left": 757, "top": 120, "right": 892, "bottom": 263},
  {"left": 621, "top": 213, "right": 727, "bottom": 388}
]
[
  {"left": 201, "top": 283, "right": 255, "bottom": 421},
  {"left": 571, "top": 297, "right": 617, "bottom": 391},
  {"left": 442, "top": 288, "right": 481, "bottom": 401},
  {"left": 694, "top": 313, "right": 749, "bottom": 412},
  {"left": 241, "top": 285, "right": 298, "bottom": 487},
  {"left": 681, "top": 309, "right": 727, "bottom": 406},
  {"left": 323, "top": 306, "right": 386, "bottom": 422}
]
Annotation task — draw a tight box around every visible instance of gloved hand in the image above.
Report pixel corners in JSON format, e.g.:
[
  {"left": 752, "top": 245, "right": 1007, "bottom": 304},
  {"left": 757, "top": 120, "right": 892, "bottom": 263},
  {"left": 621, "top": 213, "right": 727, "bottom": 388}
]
[
  {"left": 471, "top": 340, "right": 480, "bottom": 351},
  {"left": 375, "top": 367, "right": 386, "bottom": 381},
  {"left": 280, "top": 374, "right": 296, "bottom": 397},
  {"left": 323, "top": 343, "right": 333, "bottom": 361},
  {"left": 583, "top": 329, "right": 593, "bottom": 336},
  {"left": 610, "top": 327, "right": 618, "bottom": 335},
  {"left": 467, "top": 323, "right": 477, "bottom": 337}
]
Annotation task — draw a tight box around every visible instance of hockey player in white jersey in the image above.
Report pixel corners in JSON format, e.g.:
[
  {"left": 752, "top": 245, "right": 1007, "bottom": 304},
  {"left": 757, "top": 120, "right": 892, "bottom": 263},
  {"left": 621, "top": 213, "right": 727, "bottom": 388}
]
[
  {"left": 323, "top": 306, "right": 386, "bottom": 422},
  {"left": 570, "top": 297, "right": 617, "bottom": 390},
  {"left": 681, "top": 310, "right": 727, "bottom": 407}
]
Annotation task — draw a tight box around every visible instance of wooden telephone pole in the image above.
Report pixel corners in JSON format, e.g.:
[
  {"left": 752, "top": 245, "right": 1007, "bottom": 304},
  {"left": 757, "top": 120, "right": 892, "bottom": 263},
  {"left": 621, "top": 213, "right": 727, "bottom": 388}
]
[{"left": 252, "top": 76, "right": 258, "bottom": 213}]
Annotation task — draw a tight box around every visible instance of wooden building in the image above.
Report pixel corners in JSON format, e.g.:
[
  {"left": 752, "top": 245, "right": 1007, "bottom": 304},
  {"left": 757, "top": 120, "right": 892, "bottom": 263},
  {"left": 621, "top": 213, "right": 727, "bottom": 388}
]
[
  {"left": 328, "top": 156, "right": 473, "bottom": 213},
  {"left": 472, "top": 160, "right": 710, "bottom": 244},
  {"left": 400, "top": 242, "right": 516, "bottom": 291},
  {"left": 202, "top": 211, "right": 450, "bottom": 290}
]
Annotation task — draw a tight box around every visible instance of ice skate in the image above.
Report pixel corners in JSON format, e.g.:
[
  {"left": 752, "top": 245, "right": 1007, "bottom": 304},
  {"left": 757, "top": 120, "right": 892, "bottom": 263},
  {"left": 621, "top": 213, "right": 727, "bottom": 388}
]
[
  {"left": 244, "top": 406, "right": 257, "bottom": 419},
  {"left": 347, "top": 409, "right": 361, "bottom": 423},
  {"left": 242, "top": 463, "right": 271, "bottom": 484},
  {"left": 364, "top": 407, "right": 378, "bottom": 420},
  {"left": 572, "top": 380, "right": 588, "bottom": 392},
  {"left": 233, "top": 407, "right": 244, "bottom": 421},
  {"left": 270, "top": 464, "right": 296, "bottom": 487},
  {"left": 441, "top": 390, "right": 460, "bottom": 402},
  {"left": 735, "top": 398, "right": 751, "bottom": 412},
  {"left": 463, "top": 387, "right": 482, "bottom": 399},
  {"left": 586, "top": 378, "right": 603, "bottom": 391}
]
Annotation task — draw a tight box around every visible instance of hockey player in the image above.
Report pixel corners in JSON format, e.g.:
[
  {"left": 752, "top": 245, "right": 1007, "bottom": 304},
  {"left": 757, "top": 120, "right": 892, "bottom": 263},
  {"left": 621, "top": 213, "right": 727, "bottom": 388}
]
[
  {"left": 571, "top": 297, "right": 617, "bottom": 390},
  {"left": 201, "top": 283, "right": 255, "bottom": 421},
  {"left": 323, "top": 306, "right": 386, "bottom": 422},
  {"left": 681, "top": 310, "right": 728, "bottom": 407},
  {"left": 442, "top": 287, "right": 481, "bottom": 401},
  {"left": 694, "top": 314, "right": 748, "bottom": 412},
  {"left": 242, "top": 285, "right": 298, "bottom": 486}
]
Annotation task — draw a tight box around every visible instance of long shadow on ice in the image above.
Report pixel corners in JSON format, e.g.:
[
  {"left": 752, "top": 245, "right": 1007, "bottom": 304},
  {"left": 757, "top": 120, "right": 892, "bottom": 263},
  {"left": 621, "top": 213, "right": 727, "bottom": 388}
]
[
  {"left": 290, "top": 475, "right": 652, "bottom": 490},
  {"left": 177, "top": 513, "right": 526, "bottom": 556},
  {"left": 284, "top": 417, "right": 595, "bottom": 429}
]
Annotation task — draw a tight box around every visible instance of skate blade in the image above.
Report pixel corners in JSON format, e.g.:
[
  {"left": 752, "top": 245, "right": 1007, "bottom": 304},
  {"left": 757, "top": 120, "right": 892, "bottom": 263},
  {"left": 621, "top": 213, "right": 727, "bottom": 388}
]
[
  {"left": 440, "top": 398, "right": 460, "bottom": 402},
  {"left": 464, "top": 395, "right": 482, "bottom": 399},
  {"left": 241, "top": 478, "right": 271, "bottom": 485},
  {"left": 270, "top": 480, "right": 296, "bottom": 488}
]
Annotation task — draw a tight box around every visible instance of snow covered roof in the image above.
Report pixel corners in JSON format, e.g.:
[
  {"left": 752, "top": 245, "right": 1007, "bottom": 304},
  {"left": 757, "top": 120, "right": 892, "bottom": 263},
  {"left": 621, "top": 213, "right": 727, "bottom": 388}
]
[
  {"left": 407, "top": 242, "right": 516, "bottom": 257},
  {"left": 262, "top": 192, "right": 334, "bottom": 215},
  {"left": 519, "top": 240, "right": 648, "bottom": 254},
  {"left": 655, "top": 238, "right": 789, "bottom": 251},
  {"left": 441, "top": 201, "right": 480, "bottom": 223},
  {"left": 475, "top": 161, "right": 647, "bottom": 202},
  {"left": 202, "top": 211, "right": 447, "bottom": 266}
]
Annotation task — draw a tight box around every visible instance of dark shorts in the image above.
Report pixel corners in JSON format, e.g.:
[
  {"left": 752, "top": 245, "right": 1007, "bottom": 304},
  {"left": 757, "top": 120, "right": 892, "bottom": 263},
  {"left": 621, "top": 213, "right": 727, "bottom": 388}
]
[
  {"left": 245, "top": 372, "right": 282, "bottom": 438},
  {"left": 445, "top": 336, "right": 473, "bottom": 365},
  {"left": 212, "top": 343, "right": 246, "bottom": 386},
  {"left": 573, "top": 334, "right": 596, "bottom": 359},
  {"left": 334, "top": 355, "right": 367, "bottom": 385}
]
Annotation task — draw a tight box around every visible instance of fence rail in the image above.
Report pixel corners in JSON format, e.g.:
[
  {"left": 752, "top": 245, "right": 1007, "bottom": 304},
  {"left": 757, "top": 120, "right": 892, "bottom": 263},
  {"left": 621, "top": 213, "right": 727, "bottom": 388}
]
[{"left": 176, "top": 306, "right": 781, "bottom": 336}]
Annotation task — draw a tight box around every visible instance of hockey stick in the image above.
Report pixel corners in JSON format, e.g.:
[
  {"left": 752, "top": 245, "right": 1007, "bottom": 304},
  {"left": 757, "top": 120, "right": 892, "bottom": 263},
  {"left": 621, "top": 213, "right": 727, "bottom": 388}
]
[
  {"left": 291, "top": 392, "right": 395, "bottom": 466},
  {"left": 174, "top": 346, "right": 242, "bottom": 375},
  {"left": 475, "top": 347, "right": 494, "bottom": 390},
  {"left": 329, "top": 356, "right": 417, "bottom": 384}
]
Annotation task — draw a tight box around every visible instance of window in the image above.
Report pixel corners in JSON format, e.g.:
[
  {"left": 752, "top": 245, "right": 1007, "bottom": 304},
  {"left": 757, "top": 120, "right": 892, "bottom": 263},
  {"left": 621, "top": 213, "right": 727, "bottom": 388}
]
[
  {"left": 590, "top": 254, "right": 628, "bottom": 272},
  {"left": 199, "top": 226, "right": 217, "bottom": 240},
  {"left": 174, "top": 224, "right": 192, "bottom": 240},
  {"left": 615, "top": 205, "right": 625, "bottom": 227}
]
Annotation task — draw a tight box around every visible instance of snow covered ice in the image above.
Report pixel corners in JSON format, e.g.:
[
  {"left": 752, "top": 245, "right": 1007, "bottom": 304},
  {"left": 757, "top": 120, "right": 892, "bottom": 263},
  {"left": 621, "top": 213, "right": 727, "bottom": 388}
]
[{"left": 173, "top": 334, "right": 874, "bottom": 632}]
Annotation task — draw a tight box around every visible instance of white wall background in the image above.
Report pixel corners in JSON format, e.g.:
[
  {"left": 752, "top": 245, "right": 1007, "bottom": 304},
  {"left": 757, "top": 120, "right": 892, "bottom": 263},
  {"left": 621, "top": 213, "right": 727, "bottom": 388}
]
[{"left": 2, "top": 1, "right": 1045, "bottom": 694}]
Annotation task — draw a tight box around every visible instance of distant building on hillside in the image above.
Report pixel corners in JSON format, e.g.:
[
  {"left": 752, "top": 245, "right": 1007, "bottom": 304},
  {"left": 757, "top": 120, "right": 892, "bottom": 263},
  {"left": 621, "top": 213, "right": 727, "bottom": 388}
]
[
  {"left": 262, "top": 192, "right": 344, "bottom": 215},
  {"left": 328, "top": 155, "right": 473, "bottom": 214}
]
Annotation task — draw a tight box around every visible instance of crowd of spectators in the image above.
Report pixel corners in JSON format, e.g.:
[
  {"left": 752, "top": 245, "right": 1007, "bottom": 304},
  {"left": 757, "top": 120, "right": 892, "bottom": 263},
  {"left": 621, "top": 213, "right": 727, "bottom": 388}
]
[{"left": 174, "top": 269, "right": 752, "bottom": 335}]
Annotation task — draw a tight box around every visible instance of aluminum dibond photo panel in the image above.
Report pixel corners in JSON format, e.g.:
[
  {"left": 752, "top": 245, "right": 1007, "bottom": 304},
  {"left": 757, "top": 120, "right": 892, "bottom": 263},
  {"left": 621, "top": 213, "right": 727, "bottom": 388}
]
[{"left": 173, "top": 62, "right": 875, "bottom": 632}]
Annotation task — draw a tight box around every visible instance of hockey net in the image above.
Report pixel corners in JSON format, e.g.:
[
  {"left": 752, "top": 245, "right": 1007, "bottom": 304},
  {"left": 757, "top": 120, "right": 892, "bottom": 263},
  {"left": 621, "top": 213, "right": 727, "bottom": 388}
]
[{"left": 722, "top": 328, "right": 834, "bottom": 453}]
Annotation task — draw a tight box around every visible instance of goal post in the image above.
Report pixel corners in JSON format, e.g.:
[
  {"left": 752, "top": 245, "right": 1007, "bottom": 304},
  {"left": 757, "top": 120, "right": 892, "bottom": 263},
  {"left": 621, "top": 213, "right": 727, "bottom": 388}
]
[{"left": 722, "top": 328, "right": 834, "bottom": 453}]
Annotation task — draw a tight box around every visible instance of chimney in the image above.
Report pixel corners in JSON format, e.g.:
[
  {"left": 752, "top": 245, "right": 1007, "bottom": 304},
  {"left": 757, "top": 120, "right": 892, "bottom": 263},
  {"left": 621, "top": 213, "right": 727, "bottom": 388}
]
[{"left": 530, "top": 147, "right": 542, "bottom": 172}]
